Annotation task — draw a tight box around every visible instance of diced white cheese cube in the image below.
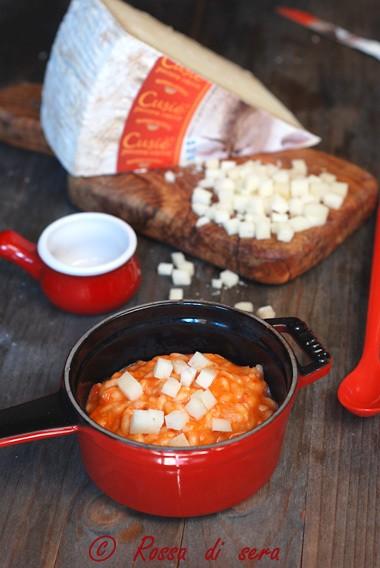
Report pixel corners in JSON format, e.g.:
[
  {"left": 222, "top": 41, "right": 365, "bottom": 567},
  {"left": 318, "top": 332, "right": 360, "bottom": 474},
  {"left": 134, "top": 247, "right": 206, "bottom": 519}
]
[
  {"left": 206, "top": 168, "right": 223, "bottom": 180},
  {"left": 224, "top": 217, "right": 240, "bottom": 236},
  {"left": 218, "top": 177, "right": 235, "bottom": 192},
  {"left": 130, "top": 409, "right": 164, "bottom": 434},
  {"left": 196, "top": 215, "right": 210, "bottom": 228},
  {"left": 238, "top": 221, "right": 255, "bottom": 239},
  {"left": 195, "top": 367, "right": 217, "bottom": 389},
  {"left": 153, "top": 358, "right": 173, "bottom": 379},
  {"left": 173, "top": 359, "right": 188, "bottom": 375},
  {"left": 309, "top": 181, "right": 326, "bottom": 199},
  {"left": 198, "top": 177, "right": 215, "bottom": 189},
  {"left": 214, "top": 209, "right": 231, "bottom": 224},
  {"left": 274, "top": 181, "right": 290, "bottom": 198},
  {"left": 289, "top": 216, "right": 312, "bottom": 232},
  {"left": 117, "top": 371, "right": 143, "bottom": 401},
  {"left": 258, "top": 179, "right": 274, "bottom": 197},
  {"left": 290, "top": 178, "right": 309, "bottom": 197},
  {"left": 192, "top": 202, "right": 209, "bottom": 216},
  {"left": 255, "top": 219, "right": 271, "bottom": 240},
  {"left": 291, "top": 159, "right": 308, "bottom": 176},
  {"left": 171, "top": 251, "right": 186, "bottom": 267},
  {"left": 157, "top": 262, "right": 173, "bottom": 276},
  {"left": 165, "top": 410, "right": 189, "bottom": 431},
  {"left": 304, "top": 203, "right": 329, "bottom": 226},
  {"left": 193, "top": 388, "right": 217, "bottom": 410},
  {"left": 220, "top": 269, "right": 239, "bottom": 288},
  {"left": 271, "top": 195, "right": 289, "bottom": 214},
  {"left": 244, "top": 174, "right": 261, "bottom": 192},
  {"left": 164, "top": 170, "right": 176, "bottom": 183},
  {"left": 168, "top": 433, "right": 190, "bottom": 446},
  {"left": 320, "top": 172, "right": 336, "bottom": 184},
  {"left": 180, "top": 260, "right": 194, "bottom": 276},
  {"left": 246, "top": 195, "right": 265, "bottom": 216},
  {"left": 189, "top": 351, "right": 212, "bottom": 370},
  {"left": 289, "top": 197, "right": 305, "bottom": 217},
  {"left": 330, "top": 181, "right": 348, "bottom": 198},
  {"left": 271, "top": 212, "right": 288, "bottom": 223},
  {"left": 180, "top": 364, "right": 197, "bottom": 387},
  {"left": 161, "top": 377, "right": 182, "bottom": 398},
  {"left": 212, "top": 418, "right": 232, "bottom": 432},
  {"left": 273, "top": 170, "right": 289, "bottom": 183},
  {"left": 185, "top": 395, "right": 208, "bottom": 420},
  {"left": 169, "top": 288, "right": 183, "bottom": 301},
  {"left": 172, "top": 269, "right": 191, "bottom": 286},
  {"left": 226, "top": 166, "right": 242, "bottom": 180},
  {"left": 234, "top": 301, "right": 254, "bottom": 312},
  {"left": 277, "top": 224, "right": 294, "bottom": 243},
  {"left": 256, "top": 305, "right": 276, "bottom": 319},
  {"left": 206, "top": 158, "right": 219, "bottom": 170},
  {"left": 323, "top": 192, "right": 344, "bottom": 209},
  {"left": 221, "top": 160, "right": 236, "bottom": 171},
  {"left": 233, "top": 195, "right": 249, "bottom": 213},
  {"left": 192, "top": 187, "right": 213, "bottom": 205},
  {"left": 211, "top": 278, "right": 223, "bottom": 289}
]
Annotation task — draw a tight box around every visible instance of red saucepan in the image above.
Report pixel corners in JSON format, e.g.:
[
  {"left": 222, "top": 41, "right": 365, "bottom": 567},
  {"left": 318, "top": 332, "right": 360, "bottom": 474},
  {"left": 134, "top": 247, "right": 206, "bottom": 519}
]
[{"left": 0, "top": 301, "right": 331, "bottom": 517}]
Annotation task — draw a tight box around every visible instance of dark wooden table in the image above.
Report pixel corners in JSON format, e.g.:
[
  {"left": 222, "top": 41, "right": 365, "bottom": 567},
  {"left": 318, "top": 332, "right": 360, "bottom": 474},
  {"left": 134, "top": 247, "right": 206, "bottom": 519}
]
[{"left": 0, "top": 1, "right": 379, "bottom": 567}]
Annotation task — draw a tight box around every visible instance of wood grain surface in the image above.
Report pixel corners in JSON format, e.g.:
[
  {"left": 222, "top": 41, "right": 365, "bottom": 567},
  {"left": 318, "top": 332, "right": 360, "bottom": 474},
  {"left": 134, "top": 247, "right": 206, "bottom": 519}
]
[
  {"left": 0, "top": 1, "right": 379, "bottom": 568},
  {"left": 0, "top": 84, "right": 377, "bottom": 283}
]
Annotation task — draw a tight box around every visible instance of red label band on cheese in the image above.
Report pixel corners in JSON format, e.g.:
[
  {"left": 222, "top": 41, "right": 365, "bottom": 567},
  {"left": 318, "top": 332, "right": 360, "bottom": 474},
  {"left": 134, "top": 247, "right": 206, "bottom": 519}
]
[{"left": 117, "top": 57, "right": 211, "bottom": 171}]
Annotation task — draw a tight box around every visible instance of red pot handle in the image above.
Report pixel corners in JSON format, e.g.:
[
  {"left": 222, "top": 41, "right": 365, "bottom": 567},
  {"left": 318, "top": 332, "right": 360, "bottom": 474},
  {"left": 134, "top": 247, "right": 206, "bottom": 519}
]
[
  {"left": 267, "top": 317, "right": 332, "bottom": 388},
  {"left": 0, "top": 229, "right": 43, "bottom": 280},
  {"left": 0, "top": 390, "right": 79, "bottom": 448}
]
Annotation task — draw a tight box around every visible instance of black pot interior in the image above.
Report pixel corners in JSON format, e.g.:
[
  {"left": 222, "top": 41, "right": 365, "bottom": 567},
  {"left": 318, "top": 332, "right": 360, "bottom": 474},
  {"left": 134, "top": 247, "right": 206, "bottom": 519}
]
[{"left": 67, "top": 302, "right": 295, "bottom": 416}]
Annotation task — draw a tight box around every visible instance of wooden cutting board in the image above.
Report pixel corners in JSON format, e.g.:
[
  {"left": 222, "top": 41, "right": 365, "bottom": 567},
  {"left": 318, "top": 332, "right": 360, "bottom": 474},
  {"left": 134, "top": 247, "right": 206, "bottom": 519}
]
[{"left": 0, "top": 83, "right": 378, "bottom": 284}]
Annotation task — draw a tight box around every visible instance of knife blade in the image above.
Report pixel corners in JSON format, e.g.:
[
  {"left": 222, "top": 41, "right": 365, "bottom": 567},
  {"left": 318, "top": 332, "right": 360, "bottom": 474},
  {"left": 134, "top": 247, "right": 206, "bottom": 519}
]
[{"left": 276, "top": 7, "right": 380, "bottom": 62}]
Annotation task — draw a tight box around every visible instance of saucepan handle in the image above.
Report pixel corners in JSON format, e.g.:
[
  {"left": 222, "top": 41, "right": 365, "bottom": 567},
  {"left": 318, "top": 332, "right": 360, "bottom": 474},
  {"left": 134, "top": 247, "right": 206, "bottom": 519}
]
[
  {"left": 0, "top": 389, "right": 79, "bottom": 447},
  {"left": 267, "top": 317, "right": 332, "bottom": 388}
]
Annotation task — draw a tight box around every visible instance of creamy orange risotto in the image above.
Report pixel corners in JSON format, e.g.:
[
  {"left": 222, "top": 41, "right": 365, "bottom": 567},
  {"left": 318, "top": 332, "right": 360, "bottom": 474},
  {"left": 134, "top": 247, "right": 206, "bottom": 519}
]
[{"left": 86, "top": 352, "right": 278, "bottom": 446}]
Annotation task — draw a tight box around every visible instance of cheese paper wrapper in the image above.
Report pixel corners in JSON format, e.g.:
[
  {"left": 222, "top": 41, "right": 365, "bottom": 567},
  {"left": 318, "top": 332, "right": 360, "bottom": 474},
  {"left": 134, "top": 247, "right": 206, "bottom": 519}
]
[{"left": 41, "top": 0, "right": 319, "bottom": 177}]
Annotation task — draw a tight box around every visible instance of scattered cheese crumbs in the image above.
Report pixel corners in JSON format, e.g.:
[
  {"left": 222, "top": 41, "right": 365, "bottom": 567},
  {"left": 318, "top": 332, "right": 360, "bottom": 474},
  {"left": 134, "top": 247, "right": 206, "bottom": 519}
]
[
  {"left": 256, "top": 305, "right": 276, "bottom": 319},
  {"left": 234, "top": 301, "right": 254, "bottom": 312},
  {"left": 189, "top": 351, "right": 212, "bottom": 370},
  {"left": 195, "top": 367, "right": 217, "bottom": 389},
  {"left": 117, "top": 371, "right": 143, "bottom": 401},
  {"left": 153, "top": 358, "right": 173, "bottom": 379},
  {"left": 191, "top": 159, "right": 349, "bottom": 243},
  {"left": 179, "top": 364, "right": 197, "bottom": 387},
  {"left": 168, "top": 433, "right": 190, "bottom": 446},
  {"left": 157, "top": 262, "right": 173, "bottom": 276},
  {"left": 164, "top": 170, "right": 176, "bottom": 183},
  {"left": 172, "top": 268, "right": 191, "bottom": 286},
  {"left": 169, "top": 288, "right": 183, "bottom": 301},
  {"left": 130, "top": 409, "right": 164, "bottom": 434},
  {"left": 161, "top": 377, "right": 181, "bottom": 398},
  {"left": 220, "top": 269, "right": 239, "bottom": 288},
  {"left": 212, "top": 418, "right": 232, "bottom": 432},
  {"left": 171, "top": 251, "right": 186, "bottom": 268},
  {"left": 165, "top": 410, "right": 189, "bottom": 431},
  {"left": 185, "top": 394, "right": 208, "bottom": 420},
  {"left": 181, "top": 260, "right": 195, "bottom": 276}
]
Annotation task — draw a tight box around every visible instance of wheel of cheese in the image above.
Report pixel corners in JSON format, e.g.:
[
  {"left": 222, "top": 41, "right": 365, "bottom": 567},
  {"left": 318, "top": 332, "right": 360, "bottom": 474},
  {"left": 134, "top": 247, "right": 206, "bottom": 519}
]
[{"left": 41, "top": 0, "right": 319, "bottom": 176}]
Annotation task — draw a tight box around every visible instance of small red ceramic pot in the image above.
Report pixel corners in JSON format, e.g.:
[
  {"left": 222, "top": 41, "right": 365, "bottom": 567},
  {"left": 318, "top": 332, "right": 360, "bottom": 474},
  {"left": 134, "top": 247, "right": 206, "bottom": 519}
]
[
  {"left": 0, "top": 212, "right": 141, "bottom": 314},
  {"left": 0, "top": 301, "right": 331, "bottom": 517}
]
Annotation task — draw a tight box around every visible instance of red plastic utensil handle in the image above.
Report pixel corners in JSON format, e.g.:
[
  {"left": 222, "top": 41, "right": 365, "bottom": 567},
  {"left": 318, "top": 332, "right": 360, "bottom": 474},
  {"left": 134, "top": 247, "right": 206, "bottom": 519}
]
[
  {"left": 268, "top": 317, "right": 332, "bottom": 387},
  {"left": 362, "top": 206, "right": 380, "bottom": 360},
  {"left": 0, "top": 229, "right": 43, "bottom": 279}
]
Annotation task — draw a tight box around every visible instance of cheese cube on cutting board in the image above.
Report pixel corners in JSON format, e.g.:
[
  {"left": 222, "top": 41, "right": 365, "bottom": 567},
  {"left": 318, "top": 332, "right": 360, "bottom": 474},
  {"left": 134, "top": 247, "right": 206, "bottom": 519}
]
[{"left": 41, "top": 0, "right": 317, "bottom": 176}]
